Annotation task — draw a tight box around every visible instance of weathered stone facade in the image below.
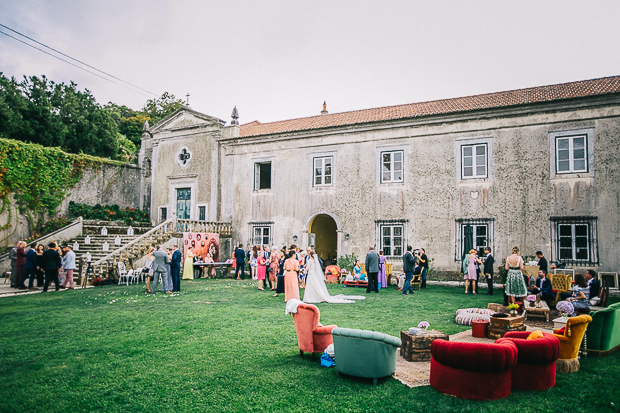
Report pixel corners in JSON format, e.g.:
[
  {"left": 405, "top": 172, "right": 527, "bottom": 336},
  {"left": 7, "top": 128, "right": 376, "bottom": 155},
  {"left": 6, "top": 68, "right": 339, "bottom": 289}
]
[{"left": 143, "top": 78, "right": 620, "bottom": 274}]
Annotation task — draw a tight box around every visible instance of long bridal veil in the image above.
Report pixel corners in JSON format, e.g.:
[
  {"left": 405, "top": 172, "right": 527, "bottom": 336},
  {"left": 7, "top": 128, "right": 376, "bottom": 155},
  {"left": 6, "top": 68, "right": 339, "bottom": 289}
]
[{"left": 302, "top": 254, "right": 365, "bottom": 304}]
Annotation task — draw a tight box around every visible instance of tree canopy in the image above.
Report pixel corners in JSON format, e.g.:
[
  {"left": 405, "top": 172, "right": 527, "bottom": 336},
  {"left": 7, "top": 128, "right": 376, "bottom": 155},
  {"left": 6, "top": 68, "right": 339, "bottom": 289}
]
[{"left": 0, "top": 73, "right": 183, "bottom": 161}]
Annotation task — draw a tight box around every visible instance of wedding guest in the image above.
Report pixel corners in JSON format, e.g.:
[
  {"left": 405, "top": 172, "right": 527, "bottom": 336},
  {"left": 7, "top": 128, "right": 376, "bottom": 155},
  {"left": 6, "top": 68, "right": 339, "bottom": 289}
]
[
  {"left": 269, "top": 247, "right": 280, "bottom": 291},
  {"left": 563, "top": 273, "right": 590, "bottom": 315},
  {"left": 353, "top": 260, "right": 362, "bottom": 280},
  {"left": 170, "top": 244, "right": 182, "bottom": 292},
  {"left": 9, "top": 241, "right": 18, "bottom": 288},
  {"left": 530, "top": 269, "right": 554, "bottom": 306},
  {"left": 504, "top": 246, "right": 527, "bottom": 303},
  {"left": 464, "top": 249, "right": 481, "bottom": 294},
  {"left": 233, "top": 243, "right": 246, "bottom": 280},
  {"left": 365, "top": 246, "right": 380, "bottom": 293},
  {"left": 483, "top": 247, "right": 495, "bottom": 295},
  {"left": 42, "top": 242, "right": 62, "bottom": 292},
  {"left": 283, "top": 250, "right": 300, "bottom": 302},
  {"left": 35, "top": 244, "right": 45, "bottom": 287},
  {"left": 182, "top": 246, "right": 194, "bottom": 280},
  {"left": 256, "top": 251, "right": 267, "bottom": 291},
  {"left": 16, "top": 241, "right": 27, "bottom": 289},
  {"left": 165, "top": 248, "right": 173, "bottom": 292},
  {"left": 205, "top": 252, "right": 216, "bottom": 278},
  {"left": 151, "top": 246, "right": 171, "bottom": 294},
  {"left": 418, "top": 248, "right": 429, "bottom": 289},
  {"left": 273, "top": 248, "right": 286, "bottom": 297},
  {"left": 25, "top": 242, "right": 39, "bottom": 290},
  {"left": 536, "top": 251, "right": 548, "bottom": 275},
  {"left": 60, "top": 244, "right": 76, "bottom": 289},
  {"left": 144, "top": 246, "right": 155, "bottom": 293},
  {"left": 250, "top": 247, "right": 258, "bottom": 280},
  {"left": 402, "top": 246, "right": 415, "bottom": 295},
  {"left": 378, "top": 250, "right": 387, "bottom": 290}
]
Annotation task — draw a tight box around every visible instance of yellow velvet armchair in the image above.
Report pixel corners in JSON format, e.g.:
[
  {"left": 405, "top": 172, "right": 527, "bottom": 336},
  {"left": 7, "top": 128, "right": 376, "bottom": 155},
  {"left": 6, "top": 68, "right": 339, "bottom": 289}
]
[
  {"left": 553, "top": 314, "right": 592, "bottom": 373},
  {"left": 548, "top": 273, "right": 572, "bottom": 306}
]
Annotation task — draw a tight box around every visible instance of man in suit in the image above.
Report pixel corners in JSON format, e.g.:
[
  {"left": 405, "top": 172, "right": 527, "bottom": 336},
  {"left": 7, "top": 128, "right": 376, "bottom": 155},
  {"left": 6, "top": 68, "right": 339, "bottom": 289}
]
[
  {"left": 536, "top": 251, "right": 548, "bottom": 275},
  {"left": 483, "top": 247, "right": 495, "bottom": 295},
  {"left": 24, "top": 242, "right": 39, "bottom": 290},
  {"left": 531, "top": 269, "right": 554, "bottom": 306},
  {"left": 586, "top": 269, "right": 600, "bottom": 300},
  {"left": 170, "top": 244, "right": 182, "bottom": 292},
  {"left": 402, "top": 246, "right": 416, "bottom": 295},
  {"left": 234, "top": 244, "right": 246, "bottom": 280},
  {"left": 42, "top": 242, "right": 62, "bottom": 292},
  {"left": 151, "top": 246, "right": 171, "bottom": 294},
  {"left": 365, "top": 246, "right": 380, "bottom": 293},
  {"left": 9, "top": 241, "right": 19, "bottom": 288}
]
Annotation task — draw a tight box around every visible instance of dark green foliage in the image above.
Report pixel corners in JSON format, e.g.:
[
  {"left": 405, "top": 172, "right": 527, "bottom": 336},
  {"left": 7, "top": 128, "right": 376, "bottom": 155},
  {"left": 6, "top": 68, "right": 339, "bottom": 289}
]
[
  {"left": 68, "top": 201, "right": 150, "bottom": 224},
  {"left": 141, "top": 91, "right": 184, "bottom": 125},
  {"left": 0, "top": 282, "right": 618, "bottom": 412}
]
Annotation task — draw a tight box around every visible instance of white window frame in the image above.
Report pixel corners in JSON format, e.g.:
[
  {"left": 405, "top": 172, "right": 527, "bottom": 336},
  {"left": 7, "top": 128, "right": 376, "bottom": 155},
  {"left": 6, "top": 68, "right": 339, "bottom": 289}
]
[
  {"left": 249, "top": 222, "right": 273, "bottom": 246},
  {"left": 555, "top": 135, "right": 588, "bottom": 174},
  {"left": 455, "top": 219, "right": 494, "bottom": 261},
  {"left": 313, "top": 156, "right": 333, "bottom": 187},
  {"left": 254, "top": 161, "right": 272, "bottom": 191},
  {"left": 550, "top": 216, "right": 598, "bottom": 266},
  {"left": 455, "top": 137, "right": 493, "bottom": 184},
  {"left": 375, "top": 220, "right": 407, "bottom": 258},
  {"left": 380, "top": 150, "right": 404, "bottom": 183},
  {"left": 548, "top": 128, "right": 595, "bottom": 179},
  {"left": 558, "top": 223, "right": 590, "bottom": 262},
  {"left": 461, "top": 143, "right": 488, "bottom": 179}
]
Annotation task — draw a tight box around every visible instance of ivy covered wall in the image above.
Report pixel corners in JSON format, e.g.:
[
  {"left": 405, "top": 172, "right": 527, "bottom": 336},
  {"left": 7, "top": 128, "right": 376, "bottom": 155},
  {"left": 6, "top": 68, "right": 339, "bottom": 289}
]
[{"left": 0, "top": 138, "right": 141, "bottom": 247}]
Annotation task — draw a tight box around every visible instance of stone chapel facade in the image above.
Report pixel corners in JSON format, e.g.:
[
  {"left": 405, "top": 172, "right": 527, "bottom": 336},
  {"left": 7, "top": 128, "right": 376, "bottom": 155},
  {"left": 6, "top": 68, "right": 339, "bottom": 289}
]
[{"left": 138, "top": 76, "right": 620, "bottom": 275}]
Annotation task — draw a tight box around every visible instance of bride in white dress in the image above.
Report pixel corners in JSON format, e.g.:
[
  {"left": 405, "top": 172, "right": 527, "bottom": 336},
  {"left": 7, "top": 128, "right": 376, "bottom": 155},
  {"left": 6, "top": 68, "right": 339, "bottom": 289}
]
[{"left": 303, "top": 251, "right": 365, "bottom": 304}]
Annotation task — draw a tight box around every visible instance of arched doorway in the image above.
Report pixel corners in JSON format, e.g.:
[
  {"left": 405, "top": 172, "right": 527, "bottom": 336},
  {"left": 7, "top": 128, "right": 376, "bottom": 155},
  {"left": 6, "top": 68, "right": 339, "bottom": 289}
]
[{"left": 309, "top": 214, "right": 338, "bottom": 264}]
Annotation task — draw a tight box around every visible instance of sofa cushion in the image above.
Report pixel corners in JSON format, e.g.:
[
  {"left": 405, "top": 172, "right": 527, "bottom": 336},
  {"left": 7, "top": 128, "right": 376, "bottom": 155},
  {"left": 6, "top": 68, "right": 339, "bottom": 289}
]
[
  {"left": 431, "top": 339, "right": 517, "bottom": 372},
  {"left": 527, "top": 330, "right": 544, "bottom": 340}
]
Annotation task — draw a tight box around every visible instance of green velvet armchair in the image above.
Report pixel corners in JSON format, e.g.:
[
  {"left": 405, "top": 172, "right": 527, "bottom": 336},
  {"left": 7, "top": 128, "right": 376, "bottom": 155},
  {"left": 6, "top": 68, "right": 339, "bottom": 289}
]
[
  {"left": 586, "top": 303, "right": 620, "bottom": 356},
  {"left": 332, "top": 327, "right": 401, "bottom": 385}
]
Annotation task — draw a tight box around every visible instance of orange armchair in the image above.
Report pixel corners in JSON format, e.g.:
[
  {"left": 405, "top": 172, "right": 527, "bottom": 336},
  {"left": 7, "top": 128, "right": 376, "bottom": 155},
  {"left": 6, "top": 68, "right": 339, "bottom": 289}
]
[
  {"left": 292, "top": 303, "right": 337, "bottom": 359},
  {"left": 553, "top": 314, "right": 592, "bottom": 372}
]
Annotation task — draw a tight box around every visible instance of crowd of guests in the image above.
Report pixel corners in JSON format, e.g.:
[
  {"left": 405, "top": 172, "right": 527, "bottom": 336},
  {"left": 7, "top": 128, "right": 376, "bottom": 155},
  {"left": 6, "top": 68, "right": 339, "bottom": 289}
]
[{"left": 8, "top": 240, "right": 76, "bottom": 292}]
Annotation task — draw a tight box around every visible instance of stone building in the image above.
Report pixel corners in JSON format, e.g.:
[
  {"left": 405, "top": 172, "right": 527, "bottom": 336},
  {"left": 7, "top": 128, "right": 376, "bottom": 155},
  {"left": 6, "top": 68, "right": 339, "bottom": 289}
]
[{"left": 139, "top": 76, "right": 620, "bottom": 275}]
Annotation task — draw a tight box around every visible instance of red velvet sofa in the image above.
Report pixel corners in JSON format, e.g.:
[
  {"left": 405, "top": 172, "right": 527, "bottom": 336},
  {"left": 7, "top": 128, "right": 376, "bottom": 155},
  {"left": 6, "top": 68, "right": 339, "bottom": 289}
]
[
  {"left": 292, "top": 303, "right": 337, "bottom": 359},
  {"left": 430, "top": 339, "right": 518, "bottom": 400},
  {"left": 498, "top": 332, "right": 560, "bottom": 390}
]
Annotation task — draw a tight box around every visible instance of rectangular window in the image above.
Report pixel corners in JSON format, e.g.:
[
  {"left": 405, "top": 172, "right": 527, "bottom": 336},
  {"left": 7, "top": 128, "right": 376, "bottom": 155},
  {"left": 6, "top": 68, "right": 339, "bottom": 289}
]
[
  {"left": 461, "top": 144, "right": 487, "bottom": 179},
  {"left": 253, "top": 227, "right": 270, "bottom": 246},
  {"left": 313, "top": 156, "right": 333, "bottom": 186},
  {"left": 198, "top": 206, "right": 206, "bottom": 221},
  {"left": 550, "top": 217, "right": 598, "bottom": 266},
  {"left": 160, "top": 207, "right": 167, "bottom": 223},
  {"left": 455, "top": 219, "right": 494, "bottom": 261},
  {"left": 254, "top": 162, "right": 272, "bottom": 190},
  {"left": 381, "top": 151, "right": 404, "bottom": 183},
  {"left": 380, "top": 224, "right": 403, "bottom": 257},
  {"left": 556, "top": 135, "right": 587, "bottom": 173},
  {"left": 176, "top": 188, "right": 191, "bottom": 219}
]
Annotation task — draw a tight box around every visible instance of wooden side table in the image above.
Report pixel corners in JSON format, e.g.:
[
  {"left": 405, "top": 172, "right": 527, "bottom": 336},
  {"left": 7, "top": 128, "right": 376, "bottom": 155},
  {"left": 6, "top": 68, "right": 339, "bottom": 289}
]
[
  {"left": 524, "top": 301, "right": 550, "bottom": 322},
  {"left": 400, "top": 330, "right": 448, "bottom": 362}
]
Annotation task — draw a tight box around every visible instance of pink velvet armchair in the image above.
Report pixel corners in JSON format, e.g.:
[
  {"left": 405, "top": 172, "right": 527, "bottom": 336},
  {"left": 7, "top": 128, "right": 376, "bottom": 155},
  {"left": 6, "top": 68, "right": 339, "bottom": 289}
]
[{"left": 293, "top": 303, "right": 337, "bottom": 359}]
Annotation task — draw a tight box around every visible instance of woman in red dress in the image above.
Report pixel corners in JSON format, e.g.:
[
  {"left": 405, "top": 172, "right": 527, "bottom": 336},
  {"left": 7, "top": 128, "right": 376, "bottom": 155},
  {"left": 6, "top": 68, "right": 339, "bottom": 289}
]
[{"left": 256, "top": 251, "right": 267, "bottom": 291}]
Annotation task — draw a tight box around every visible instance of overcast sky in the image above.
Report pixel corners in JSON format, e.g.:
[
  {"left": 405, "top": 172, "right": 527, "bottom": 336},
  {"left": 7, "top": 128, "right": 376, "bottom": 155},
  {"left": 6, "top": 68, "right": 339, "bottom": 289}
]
[{"left": 1, "top": 1, "right": 619, "bottom": 125}]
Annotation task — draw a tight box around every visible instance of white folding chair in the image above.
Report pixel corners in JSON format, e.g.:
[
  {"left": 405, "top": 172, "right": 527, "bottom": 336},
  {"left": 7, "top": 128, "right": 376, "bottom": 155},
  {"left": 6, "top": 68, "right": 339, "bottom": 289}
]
[
  {"left": 124, "top": 269, "right": 134, "bottom": 285},
  {"left": 134, "top": 267, "right": 144, "bottom": 283}
]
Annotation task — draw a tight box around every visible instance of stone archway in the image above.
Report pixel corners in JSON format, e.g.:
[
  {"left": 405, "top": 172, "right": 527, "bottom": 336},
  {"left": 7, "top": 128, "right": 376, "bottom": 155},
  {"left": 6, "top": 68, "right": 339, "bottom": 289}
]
[{"left": 309, "top": 214, "right": 338, "bottom": 263}]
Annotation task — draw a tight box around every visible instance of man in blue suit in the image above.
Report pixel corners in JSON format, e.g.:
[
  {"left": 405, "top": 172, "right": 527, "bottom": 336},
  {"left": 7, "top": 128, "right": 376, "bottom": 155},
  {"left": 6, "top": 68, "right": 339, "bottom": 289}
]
[
  {"left": 234, "top": 244, "right": 246, "bottom": 280},
  {"left": 531, "top": 269, "right": 554, "bottom": 306},
  {"left": 170, "top": 244, "right": 182, "bottom": 292},
  {"left": 24, "top": 243, "right": 39, "bottom": 290}
]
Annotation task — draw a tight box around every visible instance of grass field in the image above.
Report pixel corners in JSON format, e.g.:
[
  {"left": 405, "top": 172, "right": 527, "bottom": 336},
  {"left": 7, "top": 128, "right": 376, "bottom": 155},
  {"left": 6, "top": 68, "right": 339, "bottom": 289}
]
[{"left": 1, "top": 280, "right": 619, "bottom": 413}]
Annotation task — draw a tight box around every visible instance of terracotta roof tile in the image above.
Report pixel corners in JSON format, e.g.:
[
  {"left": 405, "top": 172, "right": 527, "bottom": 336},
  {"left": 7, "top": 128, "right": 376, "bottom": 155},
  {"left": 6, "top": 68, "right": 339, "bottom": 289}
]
[{"left": 239, "top": 76, "right": 620, "bottom": 138}]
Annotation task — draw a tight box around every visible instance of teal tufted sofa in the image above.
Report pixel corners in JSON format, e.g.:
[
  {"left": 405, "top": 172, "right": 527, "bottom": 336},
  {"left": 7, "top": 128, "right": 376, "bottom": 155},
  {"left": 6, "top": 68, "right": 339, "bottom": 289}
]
[{"left": 332, "top": 327, "right": 402, "bottom": 385}]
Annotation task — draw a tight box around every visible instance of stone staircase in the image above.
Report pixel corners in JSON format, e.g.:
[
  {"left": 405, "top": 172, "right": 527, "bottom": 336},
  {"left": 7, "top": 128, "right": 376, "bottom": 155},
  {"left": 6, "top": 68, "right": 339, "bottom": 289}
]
[{"left": 73, "top": 234, "right": 143, "bottom": 263}]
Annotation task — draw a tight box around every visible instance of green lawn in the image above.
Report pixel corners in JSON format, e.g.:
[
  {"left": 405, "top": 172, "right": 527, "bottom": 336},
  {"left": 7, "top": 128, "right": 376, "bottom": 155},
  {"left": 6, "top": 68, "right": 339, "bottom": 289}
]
[{"left": 1, "top": 281, "right": 618, "bottom": 413}]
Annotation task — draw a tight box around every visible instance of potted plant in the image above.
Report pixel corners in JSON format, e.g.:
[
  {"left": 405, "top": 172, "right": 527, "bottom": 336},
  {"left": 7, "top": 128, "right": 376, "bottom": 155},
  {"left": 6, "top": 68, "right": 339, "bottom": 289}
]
[
  {"left": 507, "top": 303, "right": 520, "bottom": 316},
  {"left": 556, "top": 301, "right": 574, "bottom": 319},
  {"left": 526, "top": 295, "right": 537, "bottom": 307}
]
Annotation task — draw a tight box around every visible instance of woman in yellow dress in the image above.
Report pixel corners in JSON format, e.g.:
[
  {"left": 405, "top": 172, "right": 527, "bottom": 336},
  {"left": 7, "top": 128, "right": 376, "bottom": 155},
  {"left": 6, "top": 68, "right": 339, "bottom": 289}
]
[{"left": 182, "top": 246, "right": 195, "bottom": 280}]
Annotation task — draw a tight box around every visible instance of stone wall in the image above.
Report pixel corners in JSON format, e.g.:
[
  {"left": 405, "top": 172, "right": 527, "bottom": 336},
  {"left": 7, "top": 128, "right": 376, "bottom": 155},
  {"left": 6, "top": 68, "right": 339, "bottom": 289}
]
[{"left": 0, "top": 163, "right": 141, "bottom": 248}]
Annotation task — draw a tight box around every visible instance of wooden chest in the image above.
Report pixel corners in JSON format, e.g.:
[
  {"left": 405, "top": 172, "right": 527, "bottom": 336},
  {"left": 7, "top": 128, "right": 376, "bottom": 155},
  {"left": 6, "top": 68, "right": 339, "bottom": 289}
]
[
  {"left": 490, "top": 315, "right": 524, "bottom": 328},
  {"left": 400, "top": 330, "right": 448, "bottom": 362},
  {"left": 488, "top": 324, "right": 527, "bottom": 340}
]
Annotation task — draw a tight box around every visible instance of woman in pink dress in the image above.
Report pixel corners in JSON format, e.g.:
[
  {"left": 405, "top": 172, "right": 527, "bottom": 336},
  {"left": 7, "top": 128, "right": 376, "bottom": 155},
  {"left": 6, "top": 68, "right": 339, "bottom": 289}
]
[
  {"left": 256, "top": 251, "right": 267, "bottom": 291},
  {"left": 283, "top": 250, "right": 300, "bottom": 302}
]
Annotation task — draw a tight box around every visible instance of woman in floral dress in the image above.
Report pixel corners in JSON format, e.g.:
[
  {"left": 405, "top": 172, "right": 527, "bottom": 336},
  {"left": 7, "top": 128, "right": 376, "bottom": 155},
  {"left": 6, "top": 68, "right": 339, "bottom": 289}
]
[
  {"left": 504, "top": 246, "right": 527, "bottom": 303},
  {"left": 269, "top": 247, "right": 280, "bottom": 291}
]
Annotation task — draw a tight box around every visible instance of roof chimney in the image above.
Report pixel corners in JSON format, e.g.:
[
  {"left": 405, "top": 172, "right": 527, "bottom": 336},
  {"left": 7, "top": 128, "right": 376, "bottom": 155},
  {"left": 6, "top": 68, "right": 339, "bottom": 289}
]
[{"left": 321, "top": 101, "right": 328, "bottom": 115}]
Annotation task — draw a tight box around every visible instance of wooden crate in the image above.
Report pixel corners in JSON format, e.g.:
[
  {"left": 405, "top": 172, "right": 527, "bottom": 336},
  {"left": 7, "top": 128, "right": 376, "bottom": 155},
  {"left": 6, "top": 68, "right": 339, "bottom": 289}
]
[
  {"left": 490, "top": 315, "right": 524, "bottom": 328},
  {"left": 400, "top": 330, "right": 448, "bottom": 362},
  {"left": 488, "top": 324, "right": 527, "bottom": 340}
]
